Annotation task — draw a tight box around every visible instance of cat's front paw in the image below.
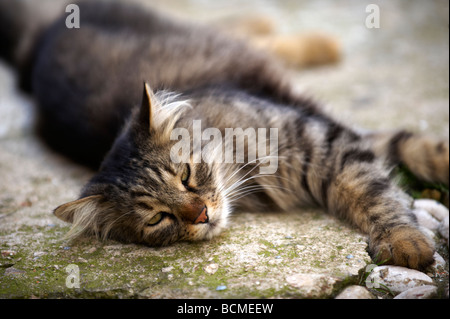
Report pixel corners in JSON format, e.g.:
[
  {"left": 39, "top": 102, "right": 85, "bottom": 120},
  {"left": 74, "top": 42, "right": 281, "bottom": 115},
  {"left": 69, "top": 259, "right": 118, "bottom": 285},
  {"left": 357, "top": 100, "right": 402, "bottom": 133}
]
[{"left": 368, "top": 226, "right": 435, "bottom": 271}]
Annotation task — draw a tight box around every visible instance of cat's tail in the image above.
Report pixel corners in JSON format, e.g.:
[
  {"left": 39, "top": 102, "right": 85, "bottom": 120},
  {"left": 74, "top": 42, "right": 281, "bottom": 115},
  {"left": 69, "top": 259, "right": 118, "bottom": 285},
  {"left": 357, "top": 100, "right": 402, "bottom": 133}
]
[
  {"left": 368, "top": 130, "right": 449, "bottom": 186},
  {"left": 0, "top": 0, "right": 67, "bottom": 84}
]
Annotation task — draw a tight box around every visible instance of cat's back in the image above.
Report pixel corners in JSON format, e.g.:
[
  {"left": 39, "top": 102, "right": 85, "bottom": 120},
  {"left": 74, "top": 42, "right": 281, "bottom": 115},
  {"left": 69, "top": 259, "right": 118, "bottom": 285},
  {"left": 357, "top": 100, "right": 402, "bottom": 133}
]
[
  {"left": 29, "top": 0, "right": 294, "bottom": 167},
  {"left": 34, "top": 0, "right": 290, "bottom": 104}
]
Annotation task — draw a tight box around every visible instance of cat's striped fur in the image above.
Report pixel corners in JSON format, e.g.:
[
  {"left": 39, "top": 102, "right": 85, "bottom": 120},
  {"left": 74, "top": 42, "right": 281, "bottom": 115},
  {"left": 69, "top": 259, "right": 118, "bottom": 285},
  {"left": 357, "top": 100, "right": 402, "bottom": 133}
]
[{"left": 1, "top": 0, "right": 448, "bottom": 270}]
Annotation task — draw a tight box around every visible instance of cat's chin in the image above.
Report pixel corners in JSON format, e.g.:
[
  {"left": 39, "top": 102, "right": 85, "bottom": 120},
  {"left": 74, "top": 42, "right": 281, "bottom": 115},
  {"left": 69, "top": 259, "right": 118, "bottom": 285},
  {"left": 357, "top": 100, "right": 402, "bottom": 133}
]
[
  {"left": 204, "top": 218, "right": 227, "bottom": 240},
  {"left": 186, "top": 203, "right": 231, "bottom": 242},
  {"left": 208, "top": 202, "right": 232, "bottom": 238},
  {"left": 184, "top": 215, "right": 226, "bottom": 242}
]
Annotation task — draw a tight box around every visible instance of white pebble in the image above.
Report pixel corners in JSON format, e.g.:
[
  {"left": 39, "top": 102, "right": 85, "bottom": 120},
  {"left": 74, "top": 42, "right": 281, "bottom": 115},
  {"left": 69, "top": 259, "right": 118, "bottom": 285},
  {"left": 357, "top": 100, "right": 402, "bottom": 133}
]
[
  {"left": 335, "top": 285, "right": 375, "bottom": 299},
  {"left": 414, "top": 199, "right": 449, "bottom": 222},
  {"left": 286, "top": 273, "right": 339, "bottom": 298},
  {"left": 393, "top": 285, "right": 437, "bottom": 299},
  {"left": 33, "top": 251, "right": 46, "bottom": 257},
  {"left": 161, "top": 266, "right": 174, "bottom": 273},
  {"left": 412, "top": 208, "right": 440, "bottom": 231},
  {"left": 368, "top": 266, "right": 434, "bottom": 294},
  {"left": 439, "top": 215, "right": 449, "bottom": 243},
  {"left": 204, "top": 263, "right": 219, "bottom": 275},
  {"left": 432, "top": 252, "right": 446, "bottom": 270}
]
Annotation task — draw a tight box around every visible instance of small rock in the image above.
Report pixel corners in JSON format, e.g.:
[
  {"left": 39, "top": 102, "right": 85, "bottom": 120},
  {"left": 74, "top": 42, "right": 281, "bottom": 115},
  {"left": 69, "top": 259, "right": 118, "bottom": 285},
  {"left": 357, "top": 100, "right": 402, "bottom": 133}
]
[
  {"left": 1, "top": 250, "right": 17, "bottom": 257},
  {"left": 393, "top": 285, "right": 437, "bottom": 299},
  {"left": 438, "top": 215, "right": 449, "bottom": 243},
  {"left": 33, "top": 251, "right": 46, "bottom": 257},
  {"left": 216, "top": 285, "right": 227, "bottom": 291},
  {"left": 431, "top": 252, "right": 446, "bottom": 270},
  {"left": 204, "top": 263, "right": 219, "bottom": 275},
  {"left": 77, "top": 257, "right": 88, "bottom": 263},
  {"left": 161, "top": 266, "right": 174, "bottom": 273},
  {"left": 414, "top": 199, "right": 448, "bottom": 221},
  {"left": 368, "top": 266, "right": 434, "bottom": 295},
  {"left": 346, "top": 254, "right": 354, "bottom": 259},
  {"left": 286, "top": 273, "right": 339, "bottom": 298},
  {"left": 85, "top": 247, "right": 97, "bottom": 254},
  {"left": 285, "top": 235, "right": 293, "bottom": 239},
  {"left": 412, "top": 208, "right": 440, "bottom": 231},
  {"left": 335, "top": 285, "right": 375, "bottom": 299},
  {"left": 4, "top": 267, "right": 26, "bottom": 276},
  {"left": 420, "top": 227, "right": 435, "bottom": 241}
]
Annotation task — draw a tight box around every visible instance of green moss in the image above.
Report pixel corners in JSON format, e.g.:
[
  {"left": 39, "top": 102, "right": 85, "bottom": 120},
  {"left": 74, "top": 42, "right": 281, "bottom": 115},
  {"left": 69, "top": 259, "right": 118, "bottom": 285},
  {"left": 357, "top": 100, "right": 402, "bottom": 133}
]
[{"left": 0, "top": 209, "right": 374, "bottom": 298}]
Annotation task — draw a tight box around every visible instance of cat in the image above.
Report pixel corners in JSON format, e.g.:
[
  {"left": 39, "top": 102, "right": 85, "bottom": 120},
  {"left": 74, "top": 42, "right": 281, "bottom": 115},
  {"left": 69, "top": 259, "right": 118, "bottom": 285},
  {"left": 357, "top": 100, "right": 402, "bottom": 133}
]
[{"left": 0, "top": 0, "right": 448, "bottom": 271}]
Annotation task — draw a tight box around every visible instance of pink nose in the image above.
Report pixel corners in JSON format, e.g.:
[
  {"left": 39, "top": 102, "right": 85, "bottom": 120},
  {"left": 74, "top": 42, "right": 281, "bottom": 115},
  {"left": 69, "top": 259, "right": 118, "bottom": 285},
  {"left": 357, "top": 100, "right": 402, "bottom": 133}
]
[
  {"left": 194, "top": 206, "right": 209, "bottom": 224},
  {"left": 180, "top": 201, "right": 209, "bottom": 224}
]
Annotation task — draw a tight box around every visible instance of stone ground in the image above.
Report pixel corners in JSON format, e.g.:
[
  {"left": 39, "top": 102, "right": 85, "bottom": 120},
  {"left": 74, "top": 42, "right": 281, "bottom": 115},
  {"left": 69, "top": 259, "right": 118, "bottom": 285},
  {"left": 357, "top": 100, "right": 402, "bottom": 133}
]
[{"left": 0, "top": 0, "right": 448, "bottom": 299}]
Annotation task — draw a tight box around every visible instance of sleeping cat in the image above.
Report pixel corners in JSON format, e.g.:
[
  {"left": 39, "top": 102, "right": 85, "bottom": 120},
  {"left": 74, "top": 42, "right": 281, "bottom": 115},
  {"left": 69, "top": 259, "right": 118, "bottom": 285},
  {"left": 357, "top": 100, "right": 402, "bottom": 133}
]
[{"left": 0, "top": 0, "right": 448, "bottom": 271}]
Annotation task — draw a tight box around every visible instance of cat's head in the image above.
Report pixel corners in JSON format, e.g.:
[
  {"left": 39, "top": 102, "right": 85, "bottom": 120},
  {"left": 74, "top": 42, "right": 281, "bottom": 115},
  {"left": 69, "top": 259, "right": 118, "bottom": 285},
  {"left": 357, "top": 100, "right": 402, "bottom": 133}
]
[{"left": 53, "top": 83, "right": 231, "bottom": 246}]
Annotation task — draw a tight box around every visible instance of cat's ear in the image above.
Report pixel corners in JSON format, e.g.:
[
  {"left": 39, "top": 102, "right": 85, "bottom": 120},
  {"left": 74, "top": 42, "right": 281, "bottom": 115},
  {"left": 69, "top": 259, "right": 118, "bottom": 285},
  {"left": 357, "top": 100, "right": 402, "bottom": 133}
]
[
  {"left": 53, "top": 195, "right": 104, "bottom": 223},
  {"left": 140, "top": 82, "right": 156, "bottom": 132}
]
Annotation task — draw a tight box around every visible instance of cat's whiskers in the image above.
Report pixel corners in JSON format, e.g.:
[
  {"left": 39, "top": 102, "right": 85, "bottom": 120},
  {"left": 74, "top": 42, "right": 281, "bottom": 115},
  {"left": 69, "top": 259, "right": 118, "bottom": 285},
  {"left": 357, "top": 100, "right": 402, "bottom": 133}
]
[
  {"left": 222, "top": 156, "right": 294, "bottom": 197},
  {"left": 220, "top": 153, "right": 286, "bottom": 194},
  {"left": 224, "top": 173, "right": 277, "bottom": 197},
  {"left": 225, "top": 184, "right": 294, "bottom": 202},
  {"left": 226, "top": 187, "right": 294, "bottom": 206}
]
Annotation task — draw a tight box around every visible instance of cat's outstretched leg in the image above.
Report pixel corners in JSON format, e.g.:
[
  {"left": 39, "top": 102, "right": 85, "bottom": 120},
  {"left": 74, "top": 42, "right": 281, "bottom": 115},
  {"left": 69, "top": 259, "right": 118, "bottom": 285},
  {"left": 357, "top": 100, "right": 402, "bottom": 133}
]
[
  {"left": 321, "top": 130, "right": 448, "bottom": 269},
  {"left": 250, "top": 33, "right": 341, "bottom": 68},
  {"left": 320, "top": 140, "right": 437, "bottom": 270},
  {"left": 216, "top": 15, "right": 341, "bottom": 67}
]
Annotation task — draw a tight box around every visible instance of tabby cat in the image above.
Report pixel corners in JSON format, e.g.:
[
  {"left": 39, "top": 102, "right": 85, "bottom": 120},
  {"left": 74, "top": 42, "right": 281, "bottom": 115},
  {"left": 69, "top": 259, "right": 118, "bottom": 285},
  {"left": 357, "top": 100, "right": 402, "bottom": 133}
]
[{"left": 1, "top": 0, "right": 448, "bottom": 271}]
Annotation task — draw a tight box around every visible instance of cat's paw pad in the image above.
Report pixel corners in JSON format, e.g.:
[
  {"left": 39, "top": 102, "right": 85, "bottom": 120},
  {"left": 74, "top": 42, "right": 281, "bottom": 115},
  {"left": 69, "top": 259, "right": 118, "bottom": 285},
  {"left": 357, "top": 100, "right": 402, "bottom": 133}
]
[{"left": 369, "top": 226, "right": 435, "bottom": 271}]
